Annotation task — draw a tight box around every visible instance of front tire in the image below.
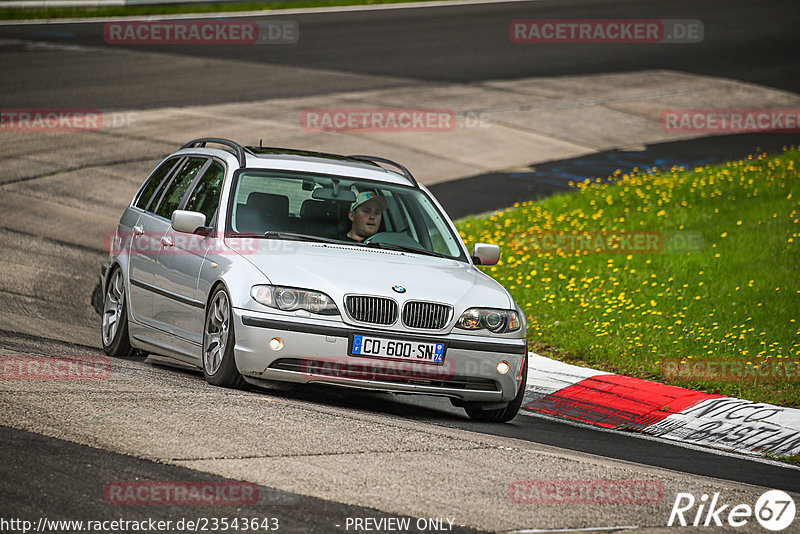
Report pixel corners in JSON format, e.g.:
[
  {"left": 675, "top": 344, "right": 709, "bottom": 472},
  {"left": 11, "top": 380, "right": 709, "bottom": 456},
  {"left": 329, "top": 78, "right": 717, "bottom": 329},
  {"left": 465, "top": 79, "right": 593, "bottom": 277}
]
[
  {"left": 203, "top": 287, "right": 245, "bottom": 388},
  {"left": 464, "top": 356, "right": 528, "bottom": 422}
]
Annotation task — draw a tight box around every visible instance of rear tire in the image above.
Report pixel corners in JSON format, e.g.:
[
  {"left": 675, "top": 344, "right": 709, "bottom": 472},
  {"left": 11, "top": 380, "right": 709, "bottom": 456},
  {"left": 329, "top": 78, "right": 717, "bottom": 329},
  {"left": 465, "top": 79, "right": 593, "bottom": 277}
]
[
  {"left": 202, "top": 287, "right": 245, "bottom": 388},
  {"left": 101, "top": 266, "right": 136, "bottom": 359},
  {"left": 464, "top": 355, "right": 527, "bottom": 422}
]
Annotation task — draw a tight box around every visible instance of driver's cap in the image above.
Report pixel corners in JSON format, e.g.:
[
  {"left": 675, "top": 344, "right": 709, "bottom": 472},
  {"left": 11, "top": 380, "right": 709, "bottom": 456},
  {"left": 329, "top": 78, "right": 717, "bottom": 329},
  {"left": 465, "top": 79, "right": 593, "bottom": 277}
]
[{"left": 351, "top": 191, "right": 388, "bottom": 211}]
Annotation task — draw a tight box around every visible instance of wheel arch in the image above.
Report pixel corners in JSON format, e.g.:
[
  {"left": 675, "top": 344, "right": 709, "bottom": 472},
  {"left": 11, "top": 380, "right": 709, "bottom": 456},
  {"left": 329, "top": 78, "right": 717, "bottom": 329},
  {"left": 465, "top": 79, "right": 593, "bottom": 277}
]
[
  {"left": 205, "top": 279, "right": 231, "bottom": 307},
  {"left": 102, "top": 260, "right": 134, "bottom": 324},
  {"left": 102, "top": 260, "right": 122, "bottom": 295}
]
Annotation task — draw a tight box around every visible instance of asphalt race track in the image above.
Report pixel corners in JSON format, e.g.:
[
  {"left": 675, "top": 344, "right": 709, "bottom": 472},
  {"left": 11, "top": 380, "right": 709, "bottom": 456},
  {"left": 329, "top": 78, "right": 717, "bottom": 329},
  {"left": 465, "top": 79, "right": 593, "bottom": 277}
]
[
  {"left": 1, "top": 0, "right": 800, "bottom": 532},
  {"left": 0, "top": 0, "right": 798, "bottom": 108}
]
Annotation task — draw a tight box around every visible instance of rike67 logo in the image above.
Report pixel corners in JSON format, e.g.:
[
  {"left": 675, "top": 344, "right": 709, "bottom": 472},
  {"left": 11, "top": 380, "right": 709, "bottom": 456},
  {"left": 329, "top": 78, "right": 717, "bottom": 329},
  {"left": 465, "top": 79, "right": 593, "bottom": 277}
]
[{"left": 668, "top": 490, "right": 796, "bottom": 531}]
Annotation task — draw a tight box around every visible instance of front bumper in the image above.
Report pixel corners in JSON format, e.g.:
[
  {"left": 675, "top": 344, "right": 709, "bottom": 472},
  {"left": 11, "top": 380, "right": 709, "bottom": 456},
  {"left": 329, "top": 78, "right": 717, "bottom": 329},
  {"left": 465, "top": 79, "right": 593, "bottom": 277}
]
[{"left": 232, "top": 308, "right": 527, "bottom": 403}]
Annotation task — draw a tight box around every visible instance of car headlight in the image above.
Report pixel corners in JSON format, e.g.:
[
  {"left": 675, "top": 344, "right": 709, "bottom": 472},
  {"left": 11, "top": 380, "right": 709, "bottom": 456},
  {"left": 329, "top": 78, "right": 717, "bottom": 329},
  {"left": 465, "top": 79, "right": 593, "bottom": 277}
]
[
  {"left": 251, "top": 285, "right": 339, "bottom": 315},
  {"left": 455, "top": 308, "right": 520, "bottom": 333}
]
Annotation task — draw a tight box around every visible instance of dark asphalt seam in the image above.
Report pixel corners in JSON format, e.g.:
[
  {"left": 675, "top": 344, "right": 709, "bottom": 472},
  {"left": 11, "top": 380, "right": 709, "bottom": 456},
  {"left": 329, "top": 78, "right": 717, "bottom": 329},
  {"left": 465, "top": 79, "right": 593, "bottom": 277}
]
[
  {"left": 0, "top": 186, "right": 123, "bottom": 217},
  {"left": 0, "top": 154, "right": 164, "bottom": 186},
  {"left": 474, "top": 81, "right": 694, "bottom": 108},
  {"left": 0, "top": 225, "right": 105, "bottom": 254},
  {"left": 0, "top": 327, "right": 101, "bottom": 352},
  {"left": 234, "top": 398, "right": 502, "bottom": 445},
  {"left": 0, "top": 286, "right": 53, "bottom": 303},
  {"left": 162, "top": 445, "right": 500, "bottom": 462},
  {"left": 80, "top": 127, "right": 184, "bottom": 151}
]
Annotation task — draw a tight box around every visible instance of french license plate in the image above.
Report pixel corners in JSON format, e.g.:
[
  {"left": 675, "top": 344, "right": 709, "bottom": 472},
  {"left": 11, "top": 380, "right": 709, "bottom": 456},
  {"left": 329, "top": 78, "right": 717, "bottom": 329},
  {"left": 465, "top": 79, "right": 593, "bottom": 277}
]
[{"left": 350, "top": 334, "right": 445, "bottom": 364}]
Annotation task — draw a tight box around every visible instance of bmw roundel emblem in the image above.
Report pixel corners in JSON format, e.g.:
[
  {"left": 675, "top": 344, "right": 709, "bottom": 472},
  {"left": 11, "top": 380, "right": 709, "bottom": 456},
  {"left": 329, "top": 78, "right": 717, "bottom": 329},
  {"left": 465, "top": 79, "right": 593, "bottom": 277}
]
[{"left": 392, "top": 285, "right": 406, "bottom": 293}]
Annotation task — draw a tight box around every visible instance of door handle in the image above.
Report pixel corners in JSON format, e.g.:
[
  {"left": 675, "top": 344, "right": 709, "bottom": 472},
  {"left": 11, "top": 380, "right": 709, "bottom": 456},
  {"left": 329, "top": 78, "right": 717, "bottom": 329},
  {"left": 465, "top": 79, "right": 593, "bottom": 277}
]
[
  {"left": 133, "top": 225, "right": 144, "bottom": 236},
  {"left": 161, "top": 236, "right": 174, "bottom": 247}
]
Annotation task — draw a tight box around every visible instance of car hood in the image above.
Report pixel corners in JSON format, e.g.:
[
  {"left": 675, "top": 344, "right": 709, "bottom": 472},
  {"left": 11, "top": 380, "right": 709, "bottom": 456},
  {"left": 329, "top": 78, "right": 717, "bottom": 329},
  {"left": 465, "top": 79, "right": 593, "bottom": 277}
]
[{"left": 237, "top": 241, "right": 513, "bottom": 310}]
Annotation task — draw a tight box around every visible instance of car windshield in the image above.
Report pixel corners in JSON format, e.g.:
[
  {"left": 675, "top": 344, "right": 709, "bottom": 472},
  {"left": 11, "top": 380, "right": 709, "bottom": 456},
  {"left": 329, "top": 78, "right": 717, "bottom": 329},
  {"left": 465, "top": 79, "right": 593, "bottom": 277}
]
[{"left": 227, "top": 169, "right": 466, "bottom": 260}]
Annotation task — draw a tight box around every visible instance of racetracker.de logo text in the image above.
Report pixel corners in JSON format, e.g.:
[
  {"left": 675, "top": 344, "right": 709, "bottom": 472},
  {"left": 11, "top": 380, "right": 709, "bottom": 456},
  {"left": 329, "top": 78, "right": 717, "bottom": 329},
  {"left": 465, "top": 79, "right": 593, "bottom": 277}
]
[
  {"left": 509, "top": 480, "right": 663, "bottom": 504},
  {"left": 104, "top": 481, "right": 259, "bottom": 506},
  {"left": 1, "top": 109, "right": 102, "bottom": 132},
  {"left": 103, "top": 20, "right": 298, "bottom": 44},
  {"left": 301, "top": 108, "right": 456, "bottom": 132},
  {"left": 1, "top": 356, "right": 111, "bottom": 381},
  {"left": 661, "top": 109, "right": 800, "bottom": 133},
  {"left": 509, "top": 19, "right": 703, "bottom": 43}
]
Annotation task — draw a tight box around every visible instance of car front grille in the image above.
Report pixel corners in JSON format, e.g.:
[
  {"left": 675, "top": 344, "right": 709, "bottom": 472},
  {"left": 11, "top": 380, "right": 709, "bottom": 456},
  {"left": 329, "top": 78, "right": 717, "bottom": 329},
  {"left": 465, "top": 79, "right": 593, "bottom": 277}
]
[
  {"left": 402, "top": 301, "right": 452, "bottom": 330},
  {"left": 270, "top": 358, "right": 499, "bottom": 391},
  {"left": 345, "top": 295, "right": 398, "bottom": 325}
]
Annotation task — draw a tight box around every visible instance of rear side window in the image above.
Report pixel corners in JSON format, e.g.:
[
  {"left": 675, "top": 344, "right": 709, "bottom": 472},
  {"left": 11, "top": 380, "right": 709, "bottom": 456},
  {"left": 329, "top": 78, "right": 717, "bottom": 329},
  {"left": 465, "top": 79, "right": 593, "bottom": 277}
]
[
  {"left": 184, "top": 161, "right": 225, "bottom": 227},
  {"left": 153, "top": 157, "right": 207, "bottom": 220},
  {"left": 135, "top": 157, "right": 181, "bottom": 211}
]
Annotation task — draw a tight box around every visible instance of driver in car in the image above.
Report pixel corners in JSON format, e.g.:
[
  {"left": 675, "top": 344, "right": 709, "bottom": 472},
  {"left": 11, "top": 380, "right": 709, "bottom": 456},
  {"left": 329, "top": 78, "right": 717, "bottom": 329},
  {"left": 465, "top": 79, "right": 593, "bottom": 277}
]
[{"left": 343, "top": 191, "right": 388, "bottom": 242}]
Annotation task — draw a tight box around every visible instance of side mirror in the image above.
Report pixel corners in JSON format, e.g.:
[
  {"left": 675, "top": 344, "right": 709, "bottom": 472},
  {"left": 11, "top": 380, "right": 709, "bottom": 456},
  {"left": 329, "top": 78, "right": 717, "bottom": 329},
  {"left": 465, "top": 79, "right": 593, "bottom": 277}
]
[
  {"left": 171, "top": 210, "right": 207, "bottom": 234},
  {"left": 471, "top": 243, "right": 500, "bottom": 266}
]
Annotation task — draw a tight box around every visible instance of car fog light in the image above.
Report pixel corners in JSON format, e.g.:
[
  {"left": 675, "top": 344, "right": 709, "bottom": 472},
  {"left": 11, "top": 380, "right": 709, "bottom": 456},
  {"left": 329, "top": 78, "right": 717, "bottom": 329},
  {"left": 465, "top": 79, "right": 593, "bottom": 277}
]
[
  {"left": 269, "top": 337, "right": 284, "bottom": 351},
  {"left": 497, "top": 361, "right": 509, "bottom": 374}
]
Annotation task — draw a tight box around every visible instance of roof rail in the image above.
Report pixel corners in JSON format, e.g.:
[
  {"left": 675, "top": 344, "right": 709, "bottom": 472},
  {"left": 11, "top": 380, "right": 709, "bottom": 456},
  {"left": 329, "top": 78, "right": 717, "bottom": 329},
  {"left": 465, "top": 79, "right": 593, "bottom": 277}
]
[
  {"left": 181, "top": 138, "right": 247, "bottom": 168},
  {"left": 347, "top": 155, "right": 418, "bottom": 188}
]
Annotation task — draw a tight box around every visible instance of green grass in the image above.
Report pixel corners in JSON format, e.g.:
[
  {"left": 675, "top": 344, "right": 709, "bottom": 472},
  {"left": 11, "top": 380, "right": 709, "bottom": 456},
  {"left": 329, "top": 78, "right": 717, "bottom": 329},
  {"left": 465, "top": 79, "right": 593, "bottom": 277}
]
[
  {"left": 456, "top": 149, "right": 800, "bottom": 407},
  {"left": 763, "top": 451, "right": 800, "bottom": 465},
  {"left": 0, "top": 0, "right": 441, "bottom": 20}
]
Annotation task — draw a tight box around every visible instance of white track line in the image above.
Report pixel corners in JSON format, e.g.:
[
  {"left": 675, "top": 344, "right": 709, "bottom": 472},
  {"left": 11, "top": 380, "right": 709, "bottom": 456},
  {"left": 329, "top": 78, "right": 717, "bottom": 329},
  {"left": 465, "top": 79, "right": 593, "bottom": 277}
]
[
  {"left": 506, "top": 526, "right": 639, "bottom": 533},
  {"left": 519, "top": 410, "right": 800, "bottom": 472},
  {"left": 0, "top": 0, "right": 538, "bottom": 25}
]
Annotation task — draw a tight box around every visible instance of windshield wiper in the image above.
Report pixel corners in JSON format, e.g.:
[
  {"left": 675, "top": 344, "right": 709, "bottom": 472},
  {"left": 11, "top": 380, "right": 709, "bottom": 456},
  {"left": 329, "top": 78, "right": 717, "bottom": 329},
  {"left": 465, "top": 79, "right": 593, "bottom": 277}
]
[
  {"left": 362, "top": 241, "right": 449, "bottom": 259},
  {"left": 263, "top": 231, "right": 346, "bottom": 245},
  {"left": 261, "top": 231, "right": 450, "bottom": 257}
]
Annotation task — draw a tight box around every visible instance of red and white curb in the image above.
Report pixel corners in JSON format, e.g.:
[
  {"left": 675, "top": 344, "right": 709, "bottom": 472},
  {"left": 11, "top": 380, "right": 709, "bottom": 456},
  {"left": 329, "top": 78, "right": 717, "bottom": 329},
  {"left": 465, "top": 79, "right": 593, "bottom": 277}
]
[{"left": 522, "top": 353, "right": 800, "bottom": 457}]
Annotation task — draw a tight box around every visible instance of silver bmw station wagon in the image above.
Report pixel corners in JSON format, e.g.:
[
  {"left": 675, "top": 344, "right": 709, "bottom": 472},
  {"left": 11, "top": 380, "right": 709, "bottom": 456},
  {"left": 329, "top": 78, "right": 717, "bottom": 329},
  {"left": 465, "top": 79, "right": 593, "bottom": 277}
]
[{"left": 101, "top": 138, "right": 528, "bottom": 422}]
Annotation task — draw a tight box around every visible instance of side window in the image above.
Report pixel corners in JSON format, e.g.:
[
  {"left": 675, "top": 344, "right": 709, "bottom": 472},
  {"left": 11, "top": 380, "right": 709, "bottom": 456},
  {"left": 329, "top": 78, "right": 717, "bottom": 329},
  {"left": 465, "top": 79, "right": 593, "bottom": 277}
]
[
  {"left": 153, "top": 157, "right": 207, "bottom": 220},
  {"left": 184, "top": 161, "right": 225, "bottom": 227},
  {"left": 135, "top": 157, "right": 181, "bottom": 211}
]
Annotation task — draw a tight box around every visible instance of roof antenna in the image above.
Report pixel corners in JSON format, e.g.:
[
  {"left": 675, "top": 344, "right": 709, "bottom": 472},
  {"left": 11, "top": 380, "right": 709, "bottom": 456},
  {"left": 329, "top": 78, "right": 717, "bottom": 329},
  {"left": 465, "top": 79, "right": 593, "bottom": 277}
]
[{"left": 259, "top": 139, "right": 263, "bottom": 148}]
